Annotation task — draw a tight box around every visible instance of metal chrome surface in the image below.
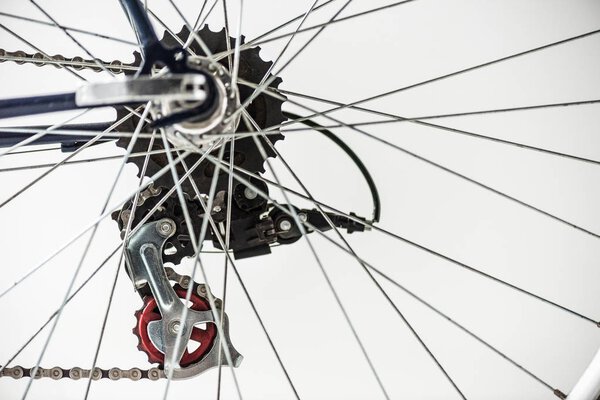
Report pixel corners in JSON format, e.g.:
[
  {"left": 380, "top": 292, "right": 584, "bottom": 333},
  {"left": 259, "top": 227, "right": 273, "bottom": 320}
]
[{"left": 75, "top": 74, "right": 208, "bottom": 107}]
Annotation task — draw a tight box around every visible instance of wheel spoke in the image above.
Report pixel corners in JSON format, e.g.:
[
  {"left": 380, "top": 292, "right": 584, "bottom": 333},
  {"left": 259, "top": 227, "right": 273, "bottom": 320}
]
[
  {"left": 277, "top": 97, "right": 600, "bottom": 128},
  {"left": 204, "top": 153, "right": 600, "bottom": 326},
  {"left": 0, "top": 107, "right": 144, "bottom": 209},
  {"left": 0, "top": 11, "right": 137, "bottom": 45},
  {"left": 29, "top": 0, "right": 114, "bottom": 76},
  {"left": 83, "top": 130, "right": 158, "bottom": 399},
  {"left": 239, "top": 110, "right": 392, "bottom": 399},
  {"left": 226, "top": 0, "right": 355, "bottom": 124},
  {"left": 0, "top": 22, "right": 85, "bottom": 81},
  {"left": 22, "top": 102, "right": 152, "bottom": 399},
  {"left": 283, "top": 28, "right": 600, "bottom": 123},
  {"left": 0, "top": 245, "right": 121, "bottom": 376},
  {"left": 246, "top": 111, "right": 465, "bottom": 399},
  {"left": 214, "top": 0, "right": 418, "bottom": 61},
  {"left": 0, "top": 147, "right": 186, "bottom": 174},
  {"left": 0, "top": 149, "right": 194, "bottom": 301},
  {"left": 160, "top": 134, "right": 243, "bottom": 400},
  {"left": 243, "top": 84, "right": 600, "bottom": 240},
  {"left": 275, "top": 89, "right": 600, "bottom": 166},
  {"left": 178, "top": 156, "right": 302, "bottom": 400}
]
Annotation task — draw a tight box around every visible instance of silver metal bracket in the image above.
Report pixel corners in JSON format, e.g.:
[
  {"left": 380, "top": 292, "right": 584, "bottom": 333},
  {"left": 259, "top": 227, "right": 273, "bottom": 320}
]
[
  {"left": 75, "top": 74, "right": 208, "bottom": 107},
  {"left": 125, "top": 218, "right": 242, "bottom": 379}
]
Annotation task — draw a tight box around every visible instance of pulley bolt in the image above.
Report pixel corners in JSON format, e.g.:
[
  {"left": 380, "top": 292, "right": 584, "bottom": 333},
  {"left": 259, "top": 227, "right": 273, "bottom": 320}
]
[
  {"left": 169, "top": 320, "right": 182, "bottom": 335},
  {"left": 298, "top": 213, "right": 307, "bottom": 222},
  {"left": 159, "top": 221, "right": 173, "bottom": 235},
  {"left": 279, "top": 219, "right": 292, "bottom": 231},
  {"left": 212, "top": 206, "right": 222, "bottom": 213},
  {"left": 244, "top": 187, "right": 258, "bottom": 200}
]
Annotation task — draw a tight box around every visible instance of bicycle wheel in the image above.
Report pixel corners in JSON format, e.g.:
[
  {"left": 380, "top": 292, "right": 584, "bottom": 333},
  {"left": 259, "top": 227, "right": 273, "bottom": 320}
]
[{"left": 1, "top": 1, "right": 600, "bottom": 399}]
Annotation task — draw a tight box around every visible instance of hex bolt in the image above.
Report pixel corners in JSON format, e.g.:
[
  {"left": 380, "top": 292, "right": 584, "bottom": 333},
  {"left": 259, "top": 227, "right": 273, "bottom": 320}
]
[
  {"left": 158, "top": 220, "right": 173, "bottom": 236},
  {"left": 244, "top": 187, "right": 258, "bottom": 200},
  {"left": 169, "top": 320, "right": 182, "bottom": 335},
  {"left": 279, "top": 219, "right": 292, "bottom": 231}
]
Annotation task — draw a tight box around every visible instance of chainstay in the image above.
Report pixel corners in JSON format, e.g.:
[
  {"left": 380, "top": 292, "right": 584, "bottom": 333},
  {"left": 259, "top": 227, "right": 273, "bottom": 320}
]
[{"left": 0, "top": 267, "right": 194, "bottom": 381}]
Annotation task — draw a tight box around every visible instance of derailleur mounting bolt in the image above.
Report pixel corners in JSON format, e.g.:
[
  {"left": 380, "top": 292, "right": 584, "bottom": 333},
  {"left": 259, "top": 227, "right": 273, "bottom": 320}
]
[
  {"left": 279, "top": 219, "right": 292, "bottom": 231},
  {"left": 243, "top": 187, "right": 258, "bottom": 200}
]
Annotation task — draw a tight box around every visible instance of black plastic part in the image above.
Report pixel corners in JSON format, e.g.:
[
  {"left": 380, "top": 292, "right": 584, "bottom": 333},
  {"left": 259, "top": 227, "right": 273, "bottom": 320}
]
[
  {"left": 268, "top": 206, "right": 369, "bottom": 245},
  {"left": 233, "top": 179, "right": 268, "bottom": 212},
  {"left": 208, "top": 184, "right": 277, "bottom": 260}
]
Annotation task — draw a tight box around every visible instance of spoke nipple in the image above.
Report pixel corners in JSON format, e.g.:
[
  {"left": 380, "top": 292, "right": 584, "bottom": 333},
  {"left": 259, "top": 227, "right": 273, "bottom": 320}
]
[{"left": 553, "top": 389, "right": 567, "bottom": 399}]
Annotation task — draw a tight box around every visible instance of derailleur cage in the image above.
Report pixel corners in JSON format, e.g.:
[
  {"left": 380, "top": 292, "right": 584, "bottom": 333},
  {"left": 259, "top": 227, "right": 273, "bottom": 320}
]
[{"left": 125, "top": 218, "right": 242, "bottom": 379}]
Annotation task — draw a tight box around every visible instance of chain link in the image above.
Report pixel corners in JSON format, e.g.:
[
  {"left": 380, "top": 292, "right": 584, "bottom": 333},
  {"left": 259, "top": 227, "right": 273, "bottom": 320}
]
[
  {"left": 0, "top": 365, "right": 165, "bottom": 381},
  {"left": 0, "top": 48, "right": 137, "bottom": 75},
  {"left": 0, "top": 268, "right": 195, "bottom": 381}
]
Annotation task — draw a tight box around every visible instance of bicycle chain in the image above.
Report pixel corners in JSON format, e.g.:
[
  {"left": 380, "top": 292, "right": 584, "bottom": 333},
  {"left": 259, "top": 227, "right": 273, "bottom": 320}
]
[
  {"left": 0, "top": 267, "right": 195, "bottom": 381},
  {"left": 0, "top": 48, "right": 138, "bottom": 75}
]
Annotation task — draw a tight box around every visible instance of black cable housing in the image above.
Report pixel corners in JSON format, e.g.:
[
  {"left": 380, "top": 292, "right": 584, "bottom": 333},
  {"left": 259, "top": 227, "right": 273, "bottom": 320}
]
[{"left": 282, "top": 111, "right": 381, "bottom": 223}]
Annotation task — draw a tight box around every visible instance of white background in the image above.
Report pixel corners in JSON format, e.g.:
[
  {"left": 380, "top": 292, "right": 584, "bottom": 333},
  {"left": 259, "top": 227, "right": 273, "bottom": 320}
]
[{"left": 0, "top": 0, "right": 600, "bottom": 399}]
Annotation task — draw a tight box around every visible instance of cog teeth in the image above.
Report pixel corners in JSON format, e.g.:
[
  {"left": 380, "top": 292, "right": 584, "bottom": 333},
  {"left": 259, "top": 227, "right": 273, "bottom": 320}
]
[
  {"left": 271, "top": 76, "right": 283, "bottom": 88},
  {"left": 176, "top": 25, "right": 190, "bottom": 41},
  {"left": 133, "top": 303, "right": 163, "bottom": 365}
]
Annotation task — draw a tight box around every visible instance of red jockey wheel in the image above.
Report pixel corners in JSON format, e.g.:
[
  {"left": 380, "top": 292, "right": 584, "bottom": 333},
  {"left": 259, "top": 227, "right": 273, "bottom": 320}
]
[{"left": 134, "top": 284, "right": 217, "bottom": 367}]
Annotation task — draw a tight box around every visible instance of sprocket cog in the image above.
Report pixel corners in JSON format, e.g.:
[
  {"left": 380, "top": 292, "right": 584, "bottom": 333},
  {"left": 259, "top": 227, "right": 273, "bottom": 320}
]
[{"left": 113, "top": 24, "right": 286, "bottom": 196}]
